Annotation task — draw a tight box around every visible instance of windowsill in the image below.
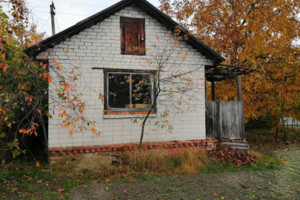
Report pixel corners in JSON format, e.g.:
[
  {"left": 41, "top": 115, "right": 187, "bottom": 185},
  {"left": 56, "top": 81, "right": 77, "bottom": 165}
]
[
  {"left": 121, "top": 52, "right": 146, "bottom": 56},
  {"left": 103, "top": 111, "right": 157, "bottom": 119}
]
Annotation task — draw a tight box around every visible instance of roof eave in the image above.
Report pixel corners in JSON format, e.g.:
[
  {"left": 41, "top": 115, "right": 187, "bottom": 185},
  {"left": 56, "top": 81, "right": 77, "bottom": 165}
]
[{"left": 25, "top": 0, "right": 225, "bottom": 64}]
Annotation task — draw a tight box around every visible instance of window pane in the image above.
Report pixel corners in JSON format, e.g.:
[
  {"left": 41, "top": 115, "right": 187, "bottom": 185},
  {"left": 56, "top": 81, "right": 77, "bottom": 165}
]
[
  {"left": 132, "top": 74, "right": 152, "bottom": 107},
  {"left": 108, "top": 73, "right": 130, "bottom": 108}
]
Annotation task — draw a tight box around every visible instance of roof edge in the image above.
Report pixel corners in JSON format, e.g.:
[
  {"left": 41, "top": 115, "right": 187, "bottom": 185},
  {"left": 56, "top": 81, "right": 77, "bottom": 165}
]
[{"left": 25, "top": 0, "right": 225, "bottom": 64}]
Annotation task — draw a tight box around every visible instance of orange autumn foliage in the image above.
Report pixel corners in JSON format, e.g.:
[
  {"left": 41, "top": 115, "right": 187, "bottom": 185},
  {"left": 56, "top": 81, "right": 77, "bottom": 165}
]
[{"left": 160, "top": 0, "right": 300, "bottom": 123}]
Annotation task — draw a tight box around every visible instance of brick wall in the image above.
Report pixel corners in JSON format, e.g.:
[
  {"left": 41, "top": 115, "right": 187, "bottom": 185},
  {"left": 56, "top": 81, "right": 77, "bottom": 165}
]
[{"left": 37, "top": 5, "right": 213, "bottom": 148}]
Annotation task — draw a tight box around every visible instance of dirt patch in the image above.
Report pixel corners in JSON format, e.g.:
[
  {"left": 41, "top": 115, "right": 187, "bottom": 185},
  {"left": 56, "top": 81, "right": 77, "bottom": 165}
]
[
  {"left": 71, "top": 147, "right": 300, "bottom": 200},
  {"left": 72, "top": 184, "right": 112, "bottom": 200}
]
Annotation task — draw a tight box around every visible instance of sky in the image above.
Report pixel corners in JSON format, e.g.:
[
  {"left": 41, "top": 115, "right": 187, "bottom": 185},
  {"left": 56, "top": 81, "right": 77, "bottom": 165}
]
[{"left": 25, "top": 0, "right": 160, "bottom": 37}]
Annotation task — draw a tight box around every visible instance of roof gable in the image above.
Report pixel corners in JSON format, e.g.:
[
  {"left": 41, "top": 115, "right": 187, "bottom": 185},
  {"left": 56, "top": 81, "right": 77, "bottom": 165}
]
[{"left": 25, "top": 0, "right": 225, "bottom": 64}]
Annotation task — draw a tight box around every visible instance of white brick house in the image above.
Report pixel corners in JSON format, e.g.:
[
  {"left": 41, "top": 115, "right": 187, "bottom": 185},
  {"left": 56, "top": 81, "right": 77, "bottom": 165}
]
[{"left": 26, "top": 0, "right": 225, "bottom": 153}]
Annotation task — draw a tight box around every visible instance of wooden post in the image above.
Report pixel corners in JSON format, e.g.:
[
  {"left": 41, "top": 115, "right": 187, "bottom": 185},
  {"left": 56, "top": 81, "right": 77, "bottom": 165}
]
[
  {"left": 205, "top": 80, "right": 207, "bottom": 101},
  {"left": 50, "top": 2, "right": 56, "bottom": 36},
  {"left": 237, "top": 75, "right": 242, "bottom": 101},
  {"left": 211, "top": 81, "right": 215, "bottom": 101},
  {"left": 237, "top": 75, "right": 245, "bottom": 138}
]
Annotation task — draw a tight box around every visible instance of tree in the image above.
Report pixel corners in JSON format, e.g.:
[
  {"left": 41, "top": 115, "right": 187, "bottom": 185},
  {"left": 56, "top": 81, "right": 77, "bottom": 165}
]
[
  {"left": 136, "top": 30, "right": 205, "bottom": 149},
  {"left": 0, "top": 0, "right": 97, "bottom": 163},
  {"left": 160, "top": 0, "right": 300, "bottom": 136}
]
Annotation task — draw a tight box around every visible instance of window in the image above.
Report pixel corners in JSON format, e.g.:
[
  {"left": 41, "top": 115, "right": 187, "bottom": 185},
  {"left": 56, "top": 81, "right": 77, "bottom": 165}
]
[
  {"left": 104, "top": 70, "right": 155, "bottom": 112},
  {"left": 120, "top": 17, "right": 145, "bottom": 55}
]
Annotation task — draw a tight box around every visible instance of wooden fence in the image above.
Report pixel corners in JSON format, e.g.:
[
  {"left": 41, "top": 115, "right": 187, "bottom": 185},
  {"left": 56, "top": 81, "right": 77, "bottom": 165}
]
[{"left": 206, "top": 101, "right": 245, "bottom": 139}]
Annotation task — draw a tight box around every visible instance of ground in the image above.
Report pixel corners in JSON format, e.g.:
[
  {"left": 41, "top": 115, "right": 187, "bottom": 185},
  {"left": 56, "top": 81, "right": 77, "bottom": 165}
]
[
  {"left": 72, "top": 147, "right": 300, "bottom": 200},
  {"left": 1, "top": 145, "right": 299, "bottom": 200}
]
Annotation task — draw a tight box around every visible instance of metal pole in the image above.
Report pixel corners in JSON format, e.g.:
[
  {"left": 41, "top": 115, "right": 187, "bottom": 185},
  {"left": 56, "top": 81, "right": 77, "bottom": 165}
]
[{"left": 50, "top": 2, "right": 56, "bottom": 36}]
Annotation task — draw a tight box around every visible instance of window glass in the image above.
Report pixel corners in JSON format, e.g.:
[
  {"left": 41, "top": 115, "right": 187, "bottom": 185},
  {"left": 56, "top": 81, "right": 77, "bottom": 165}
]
[
  {"left": 106, "top": 72, "right": 153, "bottom": 110},
  {"left": 132, "top": 74, "right": 152, "bottom": 107},
  {"left": 108, "top": 73, "right": 130, "bottom": 108}
]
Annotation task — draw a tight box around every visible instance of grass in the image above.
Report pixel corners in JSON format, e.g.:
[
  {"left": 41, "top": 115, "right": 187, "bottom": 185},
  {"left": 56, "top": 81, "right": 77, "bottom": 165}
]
[{"left": 0, "top": 149, "right": 284, "bottom": 199}]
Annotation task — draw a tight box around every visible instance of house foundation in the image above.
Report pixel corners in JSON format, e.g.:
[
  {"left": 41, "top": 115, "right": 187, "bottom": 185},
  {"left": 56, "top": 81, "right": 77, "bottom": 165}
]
[{"left": 49, "top": 139, "right": 218, "bottom": 162}]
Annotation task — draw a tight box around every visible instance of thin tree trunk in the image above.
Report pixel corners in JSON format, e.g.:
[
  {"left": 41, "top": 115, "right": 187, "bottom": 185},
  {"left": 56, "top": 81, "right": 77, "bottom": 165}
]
[
  {"left": 40, "top": 115, "right": 52, "bottom": 174},
  {"left": 139, "top": 89, "right": 160, "bottom": 150},
  {"left": 275, "top": 127, "right": 279, "bottom": 143}
]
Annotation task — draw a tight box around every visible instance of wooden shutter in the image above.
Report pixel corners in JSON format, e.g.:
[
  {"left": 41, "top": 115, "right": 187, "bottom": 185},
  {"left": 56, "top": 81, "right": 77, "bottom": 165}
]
[{"left": 121, "top": 17, "right": 145, "bottom": 55}]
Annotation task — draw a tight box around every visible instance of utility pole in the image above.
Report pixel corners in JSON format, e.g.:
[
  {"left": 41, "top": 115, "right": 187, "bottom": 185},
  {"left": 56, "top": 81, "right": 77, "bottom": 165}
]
[{"left": 50, "top": 2, "right": 56, "bottom": 36}]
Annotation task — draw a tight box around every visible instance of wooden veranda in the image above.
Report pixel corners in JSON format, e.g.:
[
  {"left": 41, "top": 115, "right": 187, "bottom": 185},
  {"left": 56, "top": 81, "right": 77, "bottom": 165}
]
[{"left": 205, "top": 64, "right": 256, "bottom": 140}]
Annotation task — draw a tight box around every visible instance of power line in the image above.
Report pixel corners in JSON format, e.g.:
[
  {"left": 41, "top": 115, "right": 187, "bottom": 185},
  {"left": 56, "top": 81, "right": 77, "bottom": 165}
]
[
  {"left": 26, "top": 0, "right": 111, "bottom": 8},
  {"left": 38, "top": 15, "right": 50, "bottom": 32},
  {"left": 37, "top": 11, "right": 90, "bottom": 17}
]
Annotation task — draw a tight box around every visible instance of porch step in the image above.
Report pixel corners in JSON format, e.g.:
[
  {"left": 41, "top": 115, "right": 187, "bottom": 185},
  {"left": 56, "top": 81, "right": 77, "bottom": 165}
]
[{"left": 222, "top": 140, "right": 249, "bottom": 151}]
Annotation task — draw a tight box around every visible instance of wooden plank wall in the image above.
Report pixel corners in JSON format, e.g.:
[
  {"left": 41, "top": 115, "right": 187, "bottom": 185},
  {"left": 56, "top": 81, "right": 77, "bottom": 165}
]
[{"left": 206, "top": 101, "right": 245, "bottom": 139}]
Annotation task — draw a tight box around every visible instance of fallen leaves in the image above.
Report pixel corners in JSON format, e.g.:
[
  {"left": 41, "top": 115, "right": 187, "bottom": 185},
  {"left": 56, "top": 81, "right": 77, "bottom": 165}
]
[{"left": 207, "top": 143, "right": 257, "bottom": 167}]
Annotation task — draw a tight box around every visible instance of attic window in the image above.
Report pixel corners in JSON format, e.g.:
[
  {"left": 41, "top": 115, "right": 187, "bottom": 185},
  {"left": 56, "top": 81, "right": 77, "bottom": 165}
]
[
  {"left": 104, "top": 70, "right": 155, "bottom": 112},
  {"left": 120, "top": 17, "right": 145, "bottom": 55}
]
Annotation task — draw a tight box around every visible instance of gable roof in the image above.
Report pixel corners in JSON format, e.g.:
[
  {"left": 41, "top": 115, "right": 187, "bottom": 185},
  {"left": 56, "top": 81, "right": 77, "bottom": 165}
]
[{"left": 24, "top": 0, "right": 225, "bottom": 64}]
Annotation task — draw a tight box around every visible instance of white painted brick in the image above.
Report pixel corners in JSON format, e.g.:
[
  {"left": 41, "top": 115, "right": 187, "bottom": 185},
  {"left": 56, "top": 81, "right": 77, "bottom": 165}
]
[{"left": 43, "top": 5, "right": 213, "bottom": 148}]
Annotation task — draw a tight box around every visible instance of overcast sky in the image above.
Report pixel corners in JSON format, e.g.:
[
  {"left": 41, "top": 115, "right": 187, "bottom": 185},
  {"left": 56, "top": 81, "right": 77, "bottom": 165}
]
[{"left": 25, "top": 0, "right": 160, "bottom": 37}]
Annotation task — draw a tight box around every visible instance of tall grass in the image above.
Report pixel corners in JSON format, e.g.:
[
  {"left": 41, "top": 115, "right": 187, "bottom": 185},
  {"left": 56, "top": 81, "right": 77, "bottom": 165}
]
[
  {"left": 52, "top": 149, "right": 211, "bottom": 175},
  {"left": 52, "top": 149, "right": 283, "bottom": 179}
]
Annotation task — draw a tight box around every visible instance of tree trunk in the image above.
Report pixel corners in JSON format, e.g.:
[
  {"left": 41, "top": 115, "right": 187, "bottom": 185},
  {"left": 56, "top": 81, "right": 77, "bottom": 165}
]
[
  {"left": 275, "top": 127, "right": 279, "bottom": 143},
  {"left": 40, "top": 115, "right": 52, "bottom": 174},
  {"left": 139, "top": 89, "right": 160, "bottom": 150}
]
